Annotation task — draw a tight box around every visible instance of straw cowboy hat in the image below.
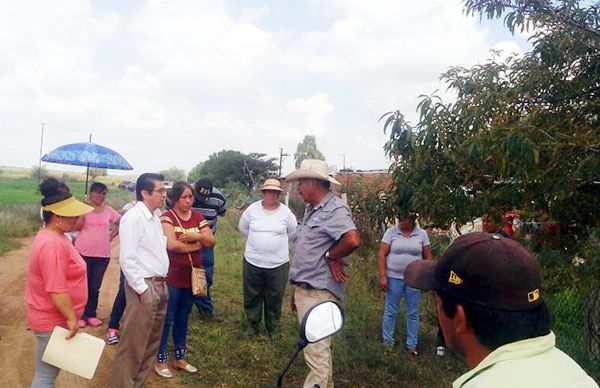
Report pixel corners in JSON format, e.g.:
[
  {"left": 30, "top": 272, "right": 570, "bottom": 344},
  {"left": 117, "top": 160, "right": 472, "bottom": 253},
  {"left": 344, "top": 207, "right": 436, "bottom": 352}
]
[
  {"left": 260, "top": 178, "right": 283, "bottom": 192},
  {"left": 285, "top": 159, "right": 341, "bottom": 185}
]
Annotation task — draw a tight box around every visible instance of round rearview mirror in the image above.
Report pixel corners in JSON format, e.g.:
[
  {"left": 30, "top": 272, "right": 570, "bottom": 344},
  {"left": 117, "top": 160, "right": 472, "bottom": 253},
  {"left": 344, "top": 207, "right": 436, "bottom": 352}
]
[
  {"left": 302, "top": 301, "right": 344, "bottom": 343},
  {"left": 277, "top": 301, "right": 344, "bottom": 387}
]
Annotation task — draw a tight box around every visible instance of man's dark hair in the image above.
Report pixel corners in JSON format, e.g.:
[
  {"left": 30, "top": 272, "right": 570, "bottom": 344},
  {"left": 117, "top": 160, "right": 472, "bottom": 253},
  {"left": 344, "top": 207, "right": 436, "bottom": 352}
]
[
  {"left": 437, "top": 289, "right": 551, "bottom": 350},
  {"left": 89, "top": 182, "right": 108, "bottom": 193},
  {"left": 136, "top": 173, "right": 165, "bottom": 201},
  {"left": 195, "top": 178, "right": 213, "bottom": 196},
  {"left": 167, "top": 181, "right": 194, "bottom": 204},
  {"left": 316, "top": 179, "right": 331, "bottom": 190}
]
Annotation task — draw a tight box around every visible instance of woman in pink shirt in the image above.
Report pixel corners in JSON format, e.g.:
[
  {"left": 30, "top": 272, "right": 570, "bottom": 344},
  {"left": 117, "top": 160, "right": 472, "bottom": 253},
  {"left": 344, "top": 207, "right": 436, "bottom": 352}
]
[
  {"left": 27, "top": 178, "right": 93, "bottom": 387},
  {"left": 74, "top": 182, "right": 121, "bottom": 327}
]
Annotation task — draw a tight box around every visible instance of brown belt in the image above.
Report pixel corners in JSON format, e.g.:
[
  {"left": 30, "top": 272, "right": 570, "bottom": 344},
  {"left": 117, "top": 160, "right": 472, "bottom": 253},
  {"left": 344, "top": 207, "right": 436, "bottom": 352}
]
[
  {"left": 145, "top": 276, "right": 166, "bottom": 282},
  {"left": 295, "top": 282, "right": 315, "bottom": 290}
]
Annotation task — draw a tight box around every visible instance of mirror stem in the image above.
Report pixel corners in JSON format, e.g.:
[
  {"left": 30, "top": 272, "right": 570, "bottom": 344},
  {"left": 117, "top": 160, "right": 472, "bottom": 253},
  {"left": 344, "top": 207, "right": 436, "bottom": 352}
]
[{"left": 276, "top": 340, "right": 307, "bottom": 388}]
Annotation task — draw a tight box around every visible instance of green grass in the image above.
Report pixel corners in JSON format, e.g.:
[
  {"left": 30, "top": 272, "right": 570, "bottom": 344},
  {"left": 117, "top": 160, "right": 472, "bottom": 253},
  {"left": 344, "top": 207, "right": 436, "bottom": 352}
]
[
  {"left": 0, "top": 178, "right": 88, "bottom": 204},
  {"left": 181, "top": 212, "right": 466, "bottom": 387},
  {"left": 1, "top": 180, "right": 597, "bottom": 384},
  {"left": 0, "top": 178, "right": 134, "bottom": 255}
]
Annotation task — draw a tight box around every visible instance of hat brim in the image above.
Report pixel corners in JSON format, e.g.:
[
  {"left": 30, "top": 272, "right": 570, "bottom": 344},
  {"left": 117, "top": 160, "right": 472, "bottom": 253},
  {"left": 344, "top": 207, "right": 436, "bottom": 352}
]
[
  {"left": 44, "top": 196, "right": 94, "bottom": 217},
  {"left": 404, "top": 260, "right": 438, "bottom": 290},
  {"left": 260, "top": 186, "right": 283, "bottom": 192},
  {"left": 285, "top": 169, "right": 341, "bottom": 185}
]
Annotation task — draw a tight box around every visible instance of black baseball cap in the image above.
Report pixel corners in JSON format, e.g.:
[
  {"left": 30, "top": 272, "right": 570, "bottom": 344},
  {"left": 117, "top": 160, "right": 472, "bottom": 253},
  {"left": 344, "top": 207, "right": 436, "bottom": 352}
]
[
  {"left": 405, "top": 232, "right": 542, "bottom": 311},
  {"left": 195, "top": 179, "right": 213, "bottom": 196}
]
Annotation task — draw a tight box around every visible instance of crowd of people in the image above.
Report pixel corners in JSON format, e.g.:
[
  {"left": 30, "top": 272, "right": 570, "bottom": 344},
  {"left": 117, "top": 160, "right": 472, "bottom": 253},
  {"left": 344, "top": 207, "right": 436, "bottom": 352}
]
[{"left": 25, "top": 159, "right": 598, "bottom": 387}]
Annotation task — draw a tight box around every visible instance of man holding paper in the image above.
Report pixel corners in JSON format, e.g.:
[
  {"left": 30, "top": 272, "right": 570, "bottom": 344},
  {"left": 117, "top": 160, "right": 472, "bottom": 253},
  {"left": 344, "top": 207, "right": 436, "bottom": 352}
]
[{"left": 110, "top": 173, "right": 170, "bottom": 388}]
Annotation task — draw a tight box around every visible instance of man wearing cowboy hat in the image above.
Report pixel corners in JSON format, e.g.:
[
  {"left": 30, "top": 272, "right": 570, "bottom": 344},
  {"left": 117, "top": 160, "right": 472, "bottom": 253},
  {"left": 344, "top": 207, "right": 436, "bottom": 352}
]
[{"left": 286, "top": 159, "right": 361, "bottom": 388}]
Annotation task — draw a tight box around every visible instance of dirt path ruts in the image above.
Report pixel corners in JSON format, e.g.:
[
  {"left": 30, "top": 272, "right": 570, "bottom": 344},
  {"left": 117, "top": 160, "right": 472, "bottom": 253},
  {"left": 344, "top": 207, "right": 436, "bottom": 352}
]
[{"left": 0, "top": 236, "right": 184, "bottom": 387}]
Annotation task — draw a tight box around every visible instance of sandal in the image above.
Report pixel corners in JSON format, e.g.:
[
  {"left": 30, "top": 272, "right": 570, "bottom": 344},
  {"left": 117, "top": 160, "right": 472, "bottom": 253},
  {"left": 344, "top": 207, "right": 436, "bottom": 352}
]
[
  {"left": 174, "top": 361, "right": 198, "bottom": 373},
  {"left": 405, "top": 347, "right": 418, "bottom": 356},
  {"left": 154, "top": 364, "right": 173, "bottom": 378}
]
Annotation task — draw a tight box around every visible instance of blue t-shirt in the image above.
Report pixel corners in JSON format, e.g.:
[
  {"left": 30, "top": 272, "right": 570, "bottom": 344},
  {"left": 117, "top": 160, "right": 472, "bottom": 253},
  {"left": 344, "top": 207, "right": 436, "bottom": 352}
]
[{"left": 381, "top": 225, "right": 430, "bottom": 279}]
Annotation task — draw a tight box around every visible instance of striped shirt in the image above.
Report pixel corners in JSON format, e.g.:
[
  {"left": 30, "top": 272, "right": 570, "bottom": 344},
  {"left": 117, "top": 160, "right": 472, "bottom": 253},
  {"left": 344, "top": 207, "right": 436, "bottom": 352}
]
[{"left": 191, "top": 187, "right": 227, "bottom": 234}]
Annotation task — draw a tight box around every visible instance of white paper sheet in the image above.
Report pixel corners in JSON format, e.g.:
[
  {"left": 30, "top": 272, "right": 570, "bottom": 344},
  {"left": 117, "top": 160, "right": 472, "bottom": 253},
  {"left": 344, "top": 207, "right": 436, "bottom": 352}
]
[{"left": 42, "top": 326, "right": 105, "bottom": 380}]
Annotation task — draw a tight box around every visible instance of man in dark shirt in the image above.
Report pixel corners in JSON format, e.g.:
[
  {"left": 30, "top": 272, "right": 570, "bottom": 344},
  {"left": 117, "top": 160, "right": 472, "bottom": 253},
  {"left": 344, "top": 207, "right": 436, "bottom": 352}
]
[{"left": 191, "top": 178, "right": 227, "bottom": 320}]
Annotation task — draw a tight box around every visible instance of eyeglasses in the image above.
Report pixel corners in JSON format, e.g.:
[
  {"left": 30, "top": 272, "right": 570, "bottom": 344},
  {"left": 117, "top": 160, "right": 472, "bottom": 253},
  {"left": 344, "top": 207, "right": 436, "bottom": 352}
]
[{"left": 180, "top": 195, "right": 194, "bottom": 199}]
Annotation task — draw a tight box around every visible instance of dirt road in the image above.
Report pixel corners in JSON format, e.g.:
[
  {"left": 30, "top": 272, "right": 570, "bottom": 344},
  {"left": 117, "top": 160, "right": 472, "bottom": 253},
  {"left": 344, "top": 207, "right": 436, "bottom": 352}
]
[{"left": 0, "top": 236, "right": 183, "bottom": 387}]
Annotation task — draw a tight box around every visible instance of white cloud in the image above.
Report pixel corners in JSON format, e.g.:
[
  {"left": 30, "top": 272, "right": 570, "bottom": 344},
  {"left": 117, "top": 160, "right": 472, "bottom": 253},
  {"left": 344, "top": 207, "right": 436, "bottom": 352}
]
[
  {"left": 285, "top": 93, "right": 334, "bottom": 136},
  {"left": 239, "top": 5, "right": 270, "bottom": 22},
  {"left": 0, "top": 0, "right": 529, "bottom": 176},
  {"left": 130, "top": 0, "right": 274, "bottom": 94}
]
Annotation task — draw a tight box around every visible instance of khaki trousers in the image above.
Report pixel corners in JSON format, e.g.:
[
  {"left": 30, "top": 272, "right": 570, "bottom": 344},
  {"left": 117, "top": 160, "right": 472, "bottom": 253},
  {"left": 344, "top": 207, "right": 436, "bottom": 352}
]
[
  {"left": 110, "top": 279, "right": 168, "bottom": 388},
  {"left": 294, "top": 287, "right": 340, "bottom": 388}
]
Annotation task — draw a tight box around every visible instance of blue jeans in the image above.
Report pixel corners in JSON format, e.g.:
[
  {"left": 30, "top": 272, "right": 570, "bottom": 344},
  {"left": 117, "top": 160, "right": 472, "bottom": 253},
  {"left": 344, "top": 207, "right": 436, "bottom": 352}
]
[
  {"left": 382, "top": 277, "right": 421, "bottom": 348},
  {"left": 157, "top": 286, "right": 194, "bottom": 362},
  {"left": 32, "top": 332, "right": 60, "bottom": 387},
  {"left": 194, "top": 247, "right": 214, "bottom": 314},
  {"left": 108, "top": 271, "right": 126, "bottom": 329}
]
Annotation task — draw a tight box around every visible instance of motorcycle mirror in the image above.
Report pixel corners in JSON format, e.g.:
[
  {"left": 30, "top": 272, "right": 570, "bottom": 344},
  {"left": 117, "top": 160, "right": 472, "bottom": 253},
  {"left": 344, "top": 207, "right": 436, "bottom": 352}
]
[
  {"left": 277, "top": 300, "right": 344, "bottom": 387},
  {"left": 301, "top": 301, "right": 344, "bottom": 344}
]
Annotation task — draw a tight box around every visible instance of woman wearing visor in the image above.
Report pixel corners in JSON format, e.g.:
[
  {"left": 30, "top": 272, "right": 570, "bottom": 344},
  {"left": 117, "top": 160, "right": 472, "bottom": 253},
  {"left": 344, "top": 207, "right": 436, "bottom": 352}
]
[{"left": 26, "top": 178, "right": 94, "bottom": 387}]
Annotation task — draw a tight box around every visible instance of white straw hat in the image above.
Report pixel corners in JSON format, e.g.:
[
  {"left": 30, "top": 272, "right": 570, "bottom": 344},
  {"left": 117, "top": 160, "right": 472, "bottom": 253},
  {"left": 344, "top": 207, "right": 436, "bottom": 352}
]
[{"left": 285, "top": 159, "right": 341, "bottom": 185}]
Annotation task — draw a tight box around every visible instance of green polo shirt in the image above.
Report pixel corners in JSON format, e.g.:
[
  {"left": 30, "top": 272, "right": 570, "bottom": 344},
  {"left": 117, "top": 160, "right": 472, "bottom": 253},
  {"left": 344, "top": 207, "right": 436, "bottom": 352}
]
[{"left": 454, "top": 332, "right": 598, "bottom": 388}]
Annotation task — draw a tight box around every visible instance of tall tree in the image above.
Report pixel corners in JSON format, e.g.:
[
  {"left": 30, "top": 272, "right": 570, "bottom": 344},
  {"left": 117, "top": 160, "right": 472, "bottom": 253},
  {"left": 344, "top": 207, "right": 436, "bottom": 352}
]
[
  {"left": 187, "top": 161, "right": 204, "bottom": 183},
  {"left": 199, "top": 150, "right": 278, "bottom": 190},
  {"left": 382, "top": 0, "right": 600, "bottom": 239},
  {"left": 294, "top": 135, "right": 325, "bottom": 168}
]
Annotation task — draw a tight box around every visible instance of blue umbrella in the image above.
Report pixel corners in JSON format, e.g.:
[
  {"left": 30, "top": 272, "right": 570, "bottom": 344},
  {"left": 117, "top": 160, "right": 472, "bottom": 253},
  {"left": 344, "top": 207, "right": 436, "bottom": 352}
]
[{"left": 42, "top": 142, "right": 133, "bottom": 194}]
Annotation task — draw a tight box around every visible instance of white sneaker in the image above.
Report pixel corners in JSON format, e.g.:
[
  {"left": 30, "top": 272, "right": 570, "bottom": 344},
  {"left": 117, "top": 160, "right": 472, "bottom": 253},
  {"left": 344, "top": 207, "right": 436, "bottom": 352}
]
[{"left": 436, "top": 346, "right": 445, "bottom": 356}]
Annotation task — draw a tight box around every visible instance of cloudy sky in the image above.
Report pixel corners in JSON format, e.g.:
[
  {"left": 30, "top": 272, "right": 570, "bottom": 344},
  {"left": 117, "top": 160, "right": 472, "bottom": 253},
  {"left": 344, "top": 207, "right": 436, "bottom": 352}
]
[{"left": 0, "top": 0, "right": 528, "bottom": 176}]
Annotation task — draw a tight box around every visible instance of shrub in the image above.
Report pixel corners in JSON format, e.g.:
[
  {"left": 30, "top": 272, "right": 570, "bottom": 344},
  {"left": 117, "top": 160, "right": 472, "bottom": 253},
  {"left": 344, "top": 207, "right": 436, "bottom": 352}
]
[
  {"left": 221, "top": 182, "right": 260, "bottom": 209},
  {"left": 29, "top": 165, "right": 49, "bottom": 180}
]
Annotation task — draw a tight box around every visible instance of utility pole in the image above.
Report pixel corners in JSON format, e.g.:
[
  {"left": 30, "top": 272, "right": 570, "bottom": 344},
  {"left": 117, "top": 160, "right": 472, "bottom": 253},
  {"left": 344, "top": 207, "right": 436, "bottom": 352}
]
[
  {"left": 278, "top": 147, "right": 289, "bottom": 177},
  {"left": 243, "top": 159, "right": 256, "bottom": 188},
  {"left": 37, "top": 123, "right": 45, "bottom": 188}
]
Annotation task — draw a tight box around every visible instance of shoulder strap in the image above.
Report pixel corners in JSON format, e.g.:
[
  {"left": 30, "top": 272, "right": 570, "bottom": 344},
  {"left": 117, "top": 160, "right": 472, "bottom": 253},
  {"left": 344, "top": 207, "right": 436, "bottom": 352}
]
[{"left": 169, "top": 210, "right": 195, "bottom": 268}]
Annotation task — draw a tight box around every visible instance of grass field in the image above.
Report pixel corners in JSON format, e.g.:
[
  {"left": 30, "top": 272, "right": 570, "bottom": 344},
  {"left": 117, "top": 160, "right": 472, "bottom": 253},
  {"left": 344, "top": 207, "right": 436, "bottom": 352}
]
[
  {"left": 1, "top": 176, "right": 597, "bottom": 385},
  {"left": 0, "top": 178, "right": 134, "bottom": 254},
  {"left": 181, "top": 212, "right": 466, "bottom": 387}
]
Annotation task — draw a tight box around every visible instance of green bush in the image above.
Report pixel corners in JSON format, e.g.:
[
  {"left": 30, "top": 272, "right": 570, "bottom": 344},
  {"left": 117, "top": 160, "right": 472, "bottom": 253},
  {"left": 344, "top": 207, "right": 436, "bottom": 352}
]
[{"left": 221, "top": 182, "right": 260, "bottom": 209}]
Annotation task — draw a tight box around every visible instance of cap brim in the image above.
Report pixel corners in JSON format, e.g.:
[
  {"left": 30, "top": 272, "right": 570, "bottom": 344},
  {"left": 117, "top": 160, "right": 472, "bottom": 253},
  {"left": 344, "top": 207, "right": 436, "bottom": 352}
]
[
  {"left": 404, "top": 260, "right": 438, "bottom": 290},
  {"left": 260, "top": 186, "right": 283, "bottom": 191},
  {"left": 51, "top": 197, "right": 94, "bottom": 217}
]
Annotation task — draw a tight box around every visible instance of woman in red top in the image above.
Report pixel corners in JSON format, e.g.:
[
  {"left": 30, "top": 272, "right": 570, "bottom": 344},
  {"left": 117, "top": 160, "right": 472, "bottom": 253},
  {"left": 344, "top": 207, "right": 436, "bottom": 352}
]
[
  {"left": 155, "top": 181, "right": 215, "bottom": 378},
  {"left": 26, "top": 178, "right": 93, "bottom": 387}
]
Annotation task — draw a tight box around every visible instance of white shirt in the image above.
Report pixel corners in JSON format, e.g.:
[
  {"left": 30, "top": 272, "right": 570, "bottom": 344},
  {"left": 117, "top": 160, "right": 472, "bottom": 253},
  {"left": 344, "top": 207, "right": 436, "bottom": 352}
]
[
  {"left": 238, "top": 201, "right": 297, "bottom": 269},
  {"left": 119, "top": 201, "right": 169, "bottom": 294}
]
